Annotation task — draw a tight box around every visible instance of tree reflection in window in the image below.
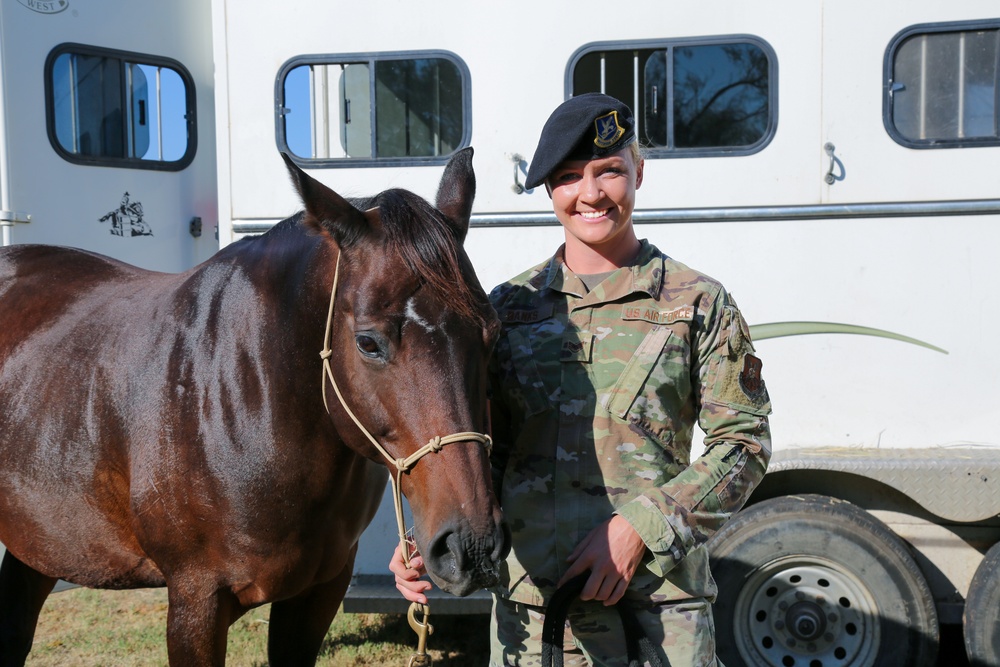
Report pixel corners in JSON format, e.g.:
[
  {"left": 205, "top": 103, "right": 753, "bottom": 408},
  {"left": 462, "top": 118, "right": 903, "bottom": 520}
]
[
  {"left": 375, "top": 58, "right": 463, "bottom": 158},
  {"left": 280, "top": 52, "right": 469, "bottom": 165},
  {"left": 671, "top": 44, "right": 769, "bottom": 148},
  {"left": 572, "top": 37, "right": 775, "bottom": 157}
]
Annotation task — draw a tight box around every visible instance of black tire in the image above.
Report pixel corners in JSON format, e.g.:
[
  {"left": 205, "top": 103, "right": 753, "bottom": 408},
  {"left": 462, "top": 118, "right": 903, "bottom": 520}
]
[
  {"left": 965, "top": 540, "right": 1000, "bottom": 667},
  {"left": 708, "top": 494, "right": 938, "bottom": 667}
]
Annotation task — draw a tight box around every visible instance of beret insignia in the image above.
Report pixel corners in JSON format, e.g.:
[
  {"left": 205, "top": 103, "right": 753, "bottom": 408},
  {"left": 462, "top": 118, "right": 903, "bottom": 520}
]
[{"left": 594, "top": 111, "right": 625, "bottom": 149}]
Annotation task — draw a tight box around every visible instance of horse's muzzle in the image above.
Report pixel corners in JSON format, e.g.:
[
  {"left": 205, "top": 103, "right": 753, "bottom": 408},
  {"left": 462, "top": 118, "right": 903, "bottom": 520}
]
[{"left": 425, "top": 517, "right": 511, "bottom": 596}]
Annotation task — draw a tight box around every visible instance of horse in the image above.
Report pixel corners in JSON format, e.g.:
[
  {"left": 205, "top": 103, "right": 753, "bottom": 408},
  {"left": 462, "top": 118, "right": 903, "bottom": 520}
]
[{"left": 0, "top": 148, "right": 509, "bottom": 666}]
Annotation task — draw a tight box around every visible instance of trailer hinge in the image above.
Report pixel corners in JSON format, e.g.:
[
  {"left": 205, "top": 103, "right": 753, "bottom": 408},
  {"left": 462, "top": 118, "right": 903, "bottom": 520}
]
[{"left": 0, "top": 210, "right": 31, "bottom": 224}]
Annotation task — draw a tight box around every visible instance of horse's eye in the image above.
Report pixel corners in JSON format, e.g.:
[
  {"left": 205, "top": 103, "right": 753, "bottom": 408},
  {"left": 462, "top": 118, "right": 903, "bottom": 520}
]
[{"left": 355, "top": 334, "right": 382, "bottom": 359}]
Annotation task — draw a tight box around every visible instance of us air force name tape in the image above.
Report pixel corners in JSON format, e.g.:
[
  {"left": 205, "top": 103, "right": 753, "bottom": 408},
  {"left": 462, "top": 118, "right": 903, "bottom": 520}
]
[{"left": 525, "top": 93, "right": 637, "bottom": 190}]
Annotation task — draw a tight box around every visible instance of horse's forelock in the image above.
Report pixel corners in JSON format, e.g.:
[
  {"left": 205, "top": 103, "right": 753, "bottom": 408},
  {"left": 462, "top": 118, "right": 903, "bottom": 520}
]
[{"left": 373, "top": 189, "right": 488, "bottom": 327}]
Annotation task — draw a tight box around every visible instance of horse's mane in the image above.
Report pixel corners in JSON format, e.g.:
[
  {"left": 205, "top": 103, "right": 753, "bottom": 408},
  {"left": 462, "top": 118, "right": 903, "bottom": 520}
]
[{"left": 355, "top": 189, "right": 491, "bottom": 329}]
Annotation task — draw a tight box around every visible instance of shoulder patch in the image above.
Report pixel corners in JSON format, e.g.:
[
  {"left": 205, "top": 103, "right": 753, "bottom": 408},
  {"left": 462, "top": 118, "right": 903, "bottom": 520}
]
[
  {"left": 739, "top": 354, "right": 766, "bottom": 400},
  {"left": 621, "top": 304, "right": 694, "bottom": 326}
]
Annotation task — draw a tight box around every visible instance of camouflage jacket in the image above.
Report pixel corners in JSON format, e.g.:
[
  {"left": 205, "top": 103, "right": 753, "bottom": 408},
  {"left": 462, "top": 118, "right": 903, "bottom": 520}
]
[{"left": 488, "top": 240, "right": 772, "bottom": 606}]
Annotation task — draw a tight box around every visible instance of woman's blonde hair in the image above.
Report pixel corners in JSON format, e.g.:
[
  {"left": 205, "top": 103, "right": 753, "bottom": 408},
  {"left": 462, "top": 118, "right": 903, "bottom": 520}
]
[{"left": 627, "top": 141, "right": 646, "bottom": 165}]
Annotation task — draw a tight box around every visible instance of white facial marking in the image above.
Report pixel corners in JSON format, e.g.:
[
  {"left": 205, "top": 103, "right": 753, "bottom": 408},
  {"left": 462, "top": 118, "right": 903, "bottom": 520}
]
[{"left": 405, "top": 297, "right": 436, "bottom": 333}]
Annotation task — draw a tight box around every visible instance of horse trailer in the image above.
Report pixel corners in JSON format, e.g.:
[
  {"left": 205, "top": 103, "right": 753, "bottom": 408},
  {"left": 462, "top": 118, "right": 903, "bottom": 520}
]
[{"left": 1, "top": 0, "right": 998, "bottom": 664}]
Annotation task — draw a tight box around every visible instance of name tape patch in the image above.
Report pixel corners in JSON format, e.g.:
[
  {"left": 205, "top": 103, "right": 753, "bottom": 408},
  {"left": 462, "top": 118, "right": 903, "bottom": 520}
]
[
  {"left": 621, "top": 304, "right": 694, "bottom": 326},
  {"left": 502, "top": 303, "right": 554, "bottom": 324}
]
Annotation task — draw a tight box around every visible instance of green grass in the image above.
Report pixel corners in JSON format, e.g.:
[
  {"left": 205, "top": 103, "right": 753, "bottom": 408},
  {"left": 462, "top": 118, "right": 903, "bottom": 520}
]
[{"left": 28, "top": 587, "right": 491, "bottom": 666}]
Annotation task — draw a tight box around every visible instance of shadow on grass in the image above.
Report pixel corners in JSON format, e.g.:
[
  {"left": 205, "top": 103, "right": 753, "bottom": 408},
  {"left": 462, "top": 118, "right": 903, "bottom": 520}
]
[
  {"left": 246, "top": 612, "right": 492, "bottom": 667},
  {"left": 331, "top": 612, "right": 490, "bottom": 666}
]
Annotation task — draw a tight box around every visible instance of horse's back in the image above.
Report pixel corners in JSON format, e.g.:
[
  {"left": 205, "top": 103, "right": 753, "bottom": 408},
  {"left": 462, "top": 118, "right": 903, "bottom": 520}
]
[
  {"left": 0, "top": 241, "right": 145, "bottom": 272},
  {"left": 0, "top": 244, "right": 164, "bottom": 375},
  {"left": 0, "top": 242, "right": 149, "bottom": 285},
  {"left": 1, "top": 242, "right": 152, "bottom": 314}
]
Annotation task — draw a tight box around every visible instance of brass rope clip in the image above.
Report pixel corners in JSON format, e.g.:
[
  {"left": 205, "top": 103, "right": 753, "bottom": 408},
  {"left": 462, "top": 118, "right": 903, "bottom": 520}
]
[{"left": 406, "top": 602, "right": 434, "bottom": 666}]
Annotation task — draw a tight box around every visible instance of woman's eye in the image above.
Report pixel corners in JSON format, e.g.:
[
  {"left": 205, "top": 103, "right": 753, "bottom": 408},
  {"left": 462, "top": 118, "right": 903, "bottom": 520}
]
[{"left": 356, "top": 334, "right": 381, "bottom": 358}]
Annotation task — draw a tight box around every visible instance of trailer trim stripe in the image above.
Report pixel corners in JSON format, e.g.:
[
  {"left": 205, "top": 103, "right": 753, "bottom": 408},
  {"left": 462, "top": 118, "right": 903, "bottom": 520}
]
[{"left": 231, "top": 198, "right": 1000, "bottom": 234}]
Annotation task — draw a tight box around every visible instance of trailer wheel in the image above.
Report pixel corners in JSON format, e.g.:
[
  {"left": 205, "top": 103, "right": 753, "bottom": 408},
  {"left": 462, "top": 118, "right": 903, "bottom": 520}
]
[
  {"left": 964, "top": 540, "right": 1000, "bottom": 667},
  {"left": 708, "top": 494, "right": 938, "bottom": 667}
]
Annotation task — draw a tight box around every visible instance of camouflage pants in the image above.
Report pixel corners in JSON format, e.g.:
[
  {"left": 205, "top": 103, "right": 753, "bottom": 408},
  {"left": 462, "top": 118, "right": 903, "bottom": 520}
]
[{"left": 489, "top": 594, "right": 720, "bottom": 667}]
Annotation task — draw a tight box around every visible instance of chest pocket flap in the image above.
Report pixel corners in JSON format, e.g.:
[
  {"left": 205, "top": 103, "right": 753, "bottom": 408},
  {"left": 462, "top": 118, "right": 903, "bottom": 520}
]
[{"left": 600, "top": 326, "right": 673, "bottom": 419}]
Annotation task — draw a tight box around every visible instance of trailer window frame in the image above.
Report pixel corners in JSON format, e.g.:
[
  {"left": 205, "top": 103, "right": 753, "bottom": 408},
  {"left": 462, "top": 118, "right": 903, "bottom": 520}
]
[
  {"left": 884, "top": 19, "right": 1000, "bottom": 149},
  {"left": 567, "top": 35, "right": 778, "bottom": 159},
  {"left": 275, "top": 50, "right": 472, "bottom": 169},
  {"left": 44, "top": 42, "right": 197, "bottom": 171}
]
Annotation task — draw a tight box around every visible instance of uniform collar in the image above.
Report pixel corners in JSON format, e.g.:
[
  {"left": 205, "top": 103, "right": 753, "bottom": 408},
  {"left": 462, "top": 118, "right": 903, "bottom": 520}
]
[{"left": 533, "top": 240, "right": 664, "bottom": 302}]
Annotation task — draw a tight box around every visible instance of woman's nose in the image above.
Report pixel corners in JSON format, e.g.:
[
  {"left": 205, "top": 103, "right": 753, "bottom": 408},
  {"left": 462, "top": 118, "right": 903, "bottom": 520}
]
[{"left": 579, "top": 172, "right": 603, "bottom": 202}]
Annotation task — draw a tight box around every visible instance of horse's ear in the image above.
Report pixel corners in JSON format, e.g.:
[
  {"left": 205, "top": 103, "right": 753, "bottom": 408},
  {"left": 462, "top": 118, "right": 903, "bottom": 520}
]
[
  {"left": 435, "top": 147, "right": 476, "bottom": 244},
  {"left": 281, "top": 152, "right": 368, "bottom": 246}
]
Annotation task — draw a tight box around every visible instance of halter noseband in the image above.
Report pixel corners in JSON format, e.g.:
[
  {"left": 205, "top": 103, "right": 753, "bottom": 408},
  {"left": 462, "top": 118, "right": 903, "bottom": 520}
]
[{"left": 319, "top": 251, "right": 493, "bottom": 569}]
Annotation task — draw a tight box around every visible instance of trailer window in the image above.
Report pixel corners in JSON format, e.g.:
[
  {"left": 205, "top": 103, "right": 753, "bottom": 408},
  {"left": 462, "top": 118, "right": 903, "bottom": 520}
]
[
  {"left": 45, "top": 43, "right": 196, "bottom": 170},
  {"left": 278, "top": 52, "right": 470, "bottom": 168},
  {"left": 885, "top": 21, "right": 1000, "bottom": 148},
  {"left": 570, "top": 36, "right": 777, "bottom": 157}
]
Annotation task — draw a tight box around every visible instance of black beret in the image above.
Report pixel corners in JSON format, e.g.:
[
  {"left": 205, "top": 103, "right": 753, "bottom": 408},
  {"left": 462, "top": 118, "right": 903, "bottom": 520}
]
[{"left": 525, "top": 93, "right": 636, "bottom": 189}]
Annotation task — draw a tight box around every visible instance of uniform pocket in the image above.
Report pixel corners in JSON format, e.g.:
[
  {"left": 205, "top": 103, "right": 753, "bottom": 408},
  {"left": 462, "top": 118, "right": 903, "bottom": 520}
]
[
  {"left": 602, "top": 326, "right": 673, "bottom": 420},
  {"left": 599, "top": 325, "right": 693, "bottom": 452},
  {"left": 691, "top": 445, "right": 748, "bottom": 514}
]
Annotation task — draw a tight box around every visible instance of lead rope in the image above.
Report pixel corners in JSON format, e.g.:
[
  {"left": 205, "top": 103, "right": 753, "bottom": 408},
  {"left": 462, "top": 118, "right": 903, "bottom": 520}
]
[
  {"left": 541, "top": 574, "right": 665, "bottom": 667},
  {"left": 319, "top": 252, "right": 492, "bottom": 667}
]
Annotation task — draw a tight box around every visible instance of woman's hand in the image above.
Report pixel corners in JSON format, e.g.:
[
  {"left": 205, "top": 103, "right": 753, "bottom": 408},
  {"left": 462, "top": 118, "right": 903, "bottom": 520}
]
[
  {"left": 388, "top": 543, "right": 433, "bottom": 605},
  {"left": 558, "top": 515, "right": 647, "bottom": 606}
]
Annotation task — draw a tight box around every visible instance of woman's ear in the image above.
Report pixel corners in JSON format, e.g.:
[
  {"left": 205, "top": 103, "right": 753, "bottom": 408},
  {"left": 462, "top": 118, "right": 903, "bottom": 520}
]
[{"left": 635, "top": 158, "right": 645, "bottom": 191}]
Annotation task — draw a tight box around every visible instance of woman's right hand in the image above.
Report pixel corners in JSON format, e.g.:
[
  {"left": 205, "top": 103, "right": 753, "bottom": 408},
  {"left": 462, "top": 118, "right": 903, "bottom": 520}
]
[{"left": 388, "top": 543, "right": 433, "bottom": 605}]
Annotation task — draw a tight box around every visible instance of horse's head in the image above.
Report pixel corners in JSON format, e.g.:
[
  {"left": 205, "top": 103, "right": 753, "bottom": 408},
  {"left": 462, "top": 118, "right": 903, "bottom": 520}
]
[{"left": 282, "top": 149, "right": 510, "bottom": 596}]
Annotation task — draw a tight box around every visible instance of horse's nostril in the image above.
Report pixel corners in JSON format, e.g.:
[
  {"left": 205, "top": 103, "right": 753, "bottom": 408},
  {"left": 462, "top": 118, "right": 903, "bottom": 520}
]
[
  {"left": 445, "top": 531, "right": 467, "bottom": 574},
  {"left": 427, "top": 528, "right": 464, "bottom": 578}
]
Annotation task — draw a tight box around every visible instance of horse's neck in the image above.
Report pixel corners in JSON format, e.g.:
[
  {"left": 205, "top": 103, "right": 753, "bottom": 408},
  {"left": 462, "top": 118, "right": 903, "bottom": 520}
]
[{"left": 198, "top": 221, "right": 332, "bottom": 375}]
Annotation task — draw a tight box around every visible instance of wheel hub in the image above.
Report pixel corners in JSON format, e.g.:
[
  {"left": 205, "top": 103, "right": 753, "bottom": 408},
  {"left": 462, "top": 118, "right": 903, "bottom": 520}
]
[
  {"left": 786, "top": 601, "right": 827, "bottom": 641},
  {"left": 734, "top": 559, "right": 880, "bottom": 667}
]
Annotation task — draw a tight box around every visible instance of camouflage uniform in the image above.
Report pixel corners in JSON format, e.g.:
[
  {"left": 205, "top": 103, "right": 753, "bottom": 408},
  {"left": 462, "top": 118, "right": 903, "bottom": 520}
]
[{"left": 487, "top": 240, "right": 772, "bottom": 666}]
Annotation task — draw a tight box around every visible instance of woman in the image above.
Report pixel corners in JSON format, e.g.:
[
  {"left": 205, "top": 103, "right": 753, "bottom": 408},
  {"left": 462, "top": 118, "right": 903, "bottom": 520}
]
[{"left": 391, "top": 93, "right": 772, "bottom": 667}]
